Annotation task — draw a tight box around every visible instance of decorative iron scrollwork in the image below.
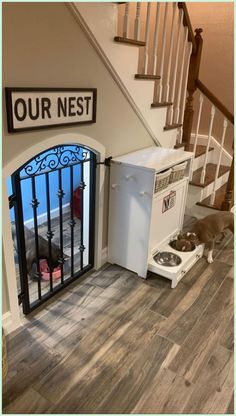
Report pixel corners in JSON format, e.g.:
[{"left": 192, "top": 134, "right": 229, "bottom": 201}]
[
  {"left": 79, "top": 244, "right": 86, "bottom": 252},
  {"left": 22, "top": 145, "right": 89, "bottom": 177},
  {"left": 69, "top": 219, "right": 76, "bottom": 228},
  {"left": 79, "top": 181, "right": 86, "bottom": 190},
  {"left": 46, "top": 230, "right": 54, "bottom": 240},
  {"left": 31, "top": 198, "right": 40, "bottom": 208},
  {"left": 57, "top": 189, "right": 65, "bottom": 199}
]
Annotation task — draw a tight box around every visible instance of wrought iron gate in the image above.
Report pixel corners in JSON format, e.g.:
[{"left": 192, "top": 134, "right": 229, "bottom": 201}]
[{"left": 9, "top": 144, "right": 96, "bottom": 314}]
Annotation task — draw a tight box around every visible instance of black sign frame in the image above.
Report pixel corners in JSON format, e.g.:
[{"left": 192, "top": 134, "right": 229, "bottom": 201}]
[{"left": 5, "top": 87, "right": 97, "bottom": 133}]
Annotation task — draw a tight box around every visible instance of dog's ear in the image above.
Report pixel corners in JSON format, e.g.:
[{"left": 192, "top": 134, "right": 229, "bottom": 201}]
[{"left": 186, "top": 232, "right": 196, "bottom": 242}]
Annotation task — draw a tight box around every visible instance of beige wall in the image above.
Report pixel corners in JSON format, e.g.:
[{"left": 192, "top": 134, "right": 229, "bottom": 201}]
[
  {"left": 2, "top": 254, "right": 10, "bottom": 314},
  {"left": 188, "top": 2, "right": 234, "bottom": 112},
  {"left": 3, "top": 2, "right": 154, "bottom": 314},
  {"left": 188, "top": 2, "right": 234, "bottom": 152}
]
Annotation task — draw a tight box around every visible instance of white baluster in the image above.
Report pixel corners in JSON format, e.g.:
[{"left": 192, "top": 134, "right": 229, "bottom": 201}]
[
  {"left": 158, "top": 3, "right": 169, "bottom": 102},
  {"left": 134, "top": 3, "right": 141, "bottom": 41},
  {"left": 189, "top": 93, "right": 204, "bottom": 180},
  {"left": 142, "top": 3, "right": 151, "bottom": 74},
  {"left": 210, "top": 118, "right": 228, "bottom": 204},
  {"left": 200, "top": 105, "right": 216, "bottom": 184},
  {"left": 123, "top": 3, "right": 130, "bottom": 38},
  {"left": 178, "top": 41, "right": 193, "bottom": 143},
  {"left": 174, "top": 26, "right": 188, "bottom": 124},
  {"left": 153, "top": 3, "right": 161, "bottom": 75},
  {"left": 164, "top": 3, "right": 177, "bottom": 103},
  {"left": 168, "top": 9, "right": 183, "bottom": 124}
]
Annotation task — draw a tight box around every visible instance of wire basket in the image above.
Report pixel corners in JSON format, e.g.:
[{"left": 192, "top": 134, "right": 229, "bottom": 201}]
[
  {"left": 154, "top": 168, "right": 171, "bottom": 193},
  {"left": 169, "top": 161, "right": 187, "bottom": 183}
]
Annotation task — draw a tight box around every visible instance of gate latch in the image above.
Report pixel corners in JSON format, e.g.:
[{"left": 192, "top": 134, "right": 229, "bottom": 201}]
[{"left": 96, "top": 156, "right": 113, "bottom": 167}]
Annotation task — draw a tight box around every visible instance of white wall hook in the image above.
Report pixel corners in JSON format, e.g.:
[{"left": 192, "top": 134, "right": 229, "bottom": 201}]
[
  {"left": 139, "top": 190, "right": 147, "bottom": 197},
  {"left": 125, "top": 175, "right": 134, "bottom": 180}
]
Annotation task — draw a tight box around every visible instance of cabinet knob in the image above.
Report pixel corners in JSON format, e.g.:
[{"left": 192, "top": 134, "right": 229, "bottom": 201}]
[
  {"left": 111, "top": 184, "right": 118, "bottom": 189},
  {"left": 139, "top": 191, "right": 147, "bottom": 197},
  {"left": 125, "top": 175, "right": 134, "bottom": 180}
]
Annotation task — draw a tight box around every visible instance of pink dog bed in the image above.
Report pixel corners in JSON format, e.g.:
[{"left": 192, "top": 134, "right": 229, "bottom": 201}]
[{"left": 39, "top": 259, "right": 61, "bottom": 281}]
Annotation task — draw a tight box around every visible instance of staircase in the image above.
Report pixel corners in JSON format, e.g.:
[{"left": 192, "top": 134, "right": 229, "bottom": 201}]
[{"left": 68, "top": 2, "right": 234, "bottom": 215}]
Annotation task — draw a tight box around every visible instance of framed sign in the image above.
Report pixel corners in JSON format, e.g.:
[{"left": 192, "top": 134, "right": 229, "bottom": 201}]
[
  {"left": 5, "top": 87, "right": 97, "bottom": 133},
  {"left": 162, "top": 190, "right": 176, "bottom": 213}
]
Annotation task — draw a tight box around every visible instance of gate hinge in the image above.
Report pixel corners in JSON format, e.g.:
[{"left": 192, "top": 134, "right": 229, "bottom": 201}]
[
  {"left": 18, "top": 292, "right": 25, "bottom": 306},
  {"left": 96, "top": 156, "right": 113, "bottom": 167},
  {"left": 9, "top": 194, "right": 16, "bottom": 209}
]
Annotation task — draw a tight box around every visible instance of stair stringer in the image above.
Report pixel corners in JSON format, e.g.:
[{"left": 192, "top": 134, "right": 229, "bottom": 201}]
[{"left": 68, "top": 2, "right": 178, "bottom": 148}]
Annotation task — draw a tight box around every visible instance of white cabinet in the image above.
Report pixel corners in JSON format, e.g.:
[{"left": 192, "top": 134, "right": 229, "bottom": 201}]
[{"left": 108, "top": 146, "right": 203, "bottom": 287}]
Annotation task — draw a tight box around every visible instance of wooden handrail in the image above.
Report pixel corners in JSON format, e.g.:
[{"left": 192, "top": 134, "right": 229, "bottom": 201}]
[
  {"left": 221, "top": 156, "right": 234, "bottom": 211},
  {"left": 196, "top": 79, "right": 234, "bottom": 125},
  {"left": 178, "top": 3, "right": 197, "bottom": 54}
]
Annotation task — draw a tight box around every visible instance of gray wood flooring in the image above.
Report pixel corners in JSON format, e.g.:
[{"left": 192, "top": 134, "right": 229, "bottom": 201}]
[{"left": 3, "top": 223, "right": 234, "bottom": 414}]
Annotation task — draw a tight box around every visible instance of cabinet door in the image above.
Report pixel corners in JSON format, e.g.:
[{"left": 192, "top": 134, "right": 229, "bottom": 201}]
[
  {"left": 149, "top": 179, "right": 187, "bottom": 253},
  {"left": 108, "top": 163, "right": 155, "bottom": 278}
]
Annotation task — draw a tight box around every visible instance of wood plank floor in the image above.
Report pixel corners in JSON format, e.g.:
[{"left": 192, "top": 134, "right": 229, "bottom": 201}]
[{"left": 3, "top": 225, "right": 234, "bottom": 414}]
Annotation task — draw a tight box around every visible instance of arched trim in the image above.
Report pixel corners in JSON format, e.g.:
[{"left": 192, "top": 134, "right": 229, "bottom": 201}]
[{"left": 3, "top": 133, "right": 105, "bottom": 177}]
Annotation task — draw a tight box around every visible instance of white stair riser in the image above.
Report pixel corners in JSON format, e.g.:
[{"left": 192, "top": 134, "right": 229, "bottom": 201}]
[
  {"left": 187, "top": 169, "right": 229, "bottom": 211},
  {"left": 200, "top": 170, "right": 229, "bottom": 201},
  {"left": 73, "top": 2, "right": 179, "bottom": 148},
  {"left": 191, "top": 134, "right": 232, "bottom": 167},
  {"left": 192, "top": 151, "right": 214, "bottom": 171}
]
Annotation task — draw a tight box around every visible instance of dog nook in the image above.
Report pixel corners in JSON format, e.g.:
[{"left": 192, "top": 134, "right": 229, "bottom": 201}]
[{"left": 3, "top": 132, "right": 105, "bottom": 320}]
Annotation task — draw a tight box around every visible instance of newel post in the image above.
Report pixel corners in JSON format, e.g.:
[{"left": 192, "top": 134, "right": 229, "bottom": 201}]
[
  {"left": 221, "top": 155, "right": 234, "bottom": 211},
  {"left": 182, "top": 28, "right": 203, "bottom": 151}
]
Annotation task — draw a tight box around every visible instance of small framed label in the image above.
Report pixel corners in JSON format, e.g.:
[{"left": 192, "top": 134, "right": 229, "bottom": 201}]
[
  {"left": 162, "top": 190, "right": 176, "bottom": 213},
  {"left": 5, "top": 87, "right": 97, "bottom": 133}
]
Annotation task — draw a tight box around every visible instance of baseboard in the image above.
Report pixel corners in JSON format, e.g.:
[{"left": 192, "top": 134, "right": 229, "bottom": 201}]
[
  {"left": 101, "top": 246, "right": 108, "bottom": 265},
  {"left": 2, "top": 311, "right": 22, "bottom": 335},
  {"left": 24, "top": 203, "right": 70, "bottom": 228}
]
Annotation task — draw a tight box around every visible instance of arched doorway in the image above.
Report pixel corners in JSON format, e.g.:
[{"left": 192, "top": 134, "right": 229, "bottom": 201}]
[{"left": 3, "top": 133, "right": 105, "bottom": 329}]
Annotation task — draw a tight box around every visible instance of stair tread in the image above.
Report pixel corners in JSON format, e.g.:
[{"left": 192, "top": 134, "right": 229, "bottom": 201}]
[
  {"left": 188, "top": 144, "right": 214, "bottom": 158},
  {"left": 151, "top": 102, "right": 173, "bottom": 108},
  {"left": 114, "top": 37, "right": 145, "bottom": 46},
  {"left": 174, "top": 144, "right": 214, "bottom": 156},
  {"left": 164, "top": 123, "right": 182, "bottom": 131},
  {"left": 174, "top": 143, "right": 185, "bottom": 149},
  {"left": 190, "top": 163, "right": 230, "bottom": 188},
  {"left": 135, "top": 74, "right": 161, "bottom": 80},
  {"left": 197, "top": 183, "right": 234, "bottom": 210}
]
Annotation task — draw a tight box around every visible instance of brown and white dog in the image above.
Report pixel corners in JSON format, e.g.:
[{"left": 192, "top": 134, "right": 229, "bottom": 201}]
[
  {"left": 179, "top": 211, "right": 234, "bottom": 263},
  {"left": 11, "top": 223, "right": 64, "bottom": 279}
]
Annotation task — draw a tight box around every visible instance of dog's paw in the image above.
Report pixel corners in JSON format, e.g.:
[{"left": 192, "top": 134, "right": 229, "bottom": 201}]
[{"left": 207, "top": 257, "right": 214, "bottom": 264}]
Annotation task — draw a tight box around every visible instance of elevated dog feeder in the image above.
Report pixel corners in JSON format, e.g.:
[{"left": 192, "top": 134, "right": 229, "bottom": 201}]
[{"left": 108, "top": 146, "right": 204, "bottom": 288}]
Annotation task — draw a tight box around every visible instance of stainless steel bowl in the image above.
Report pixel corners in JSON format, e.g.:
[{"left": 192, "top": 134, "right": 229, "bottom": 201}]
[{"left": 154, "top": 251, "right": 182, "bottom": 267}]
